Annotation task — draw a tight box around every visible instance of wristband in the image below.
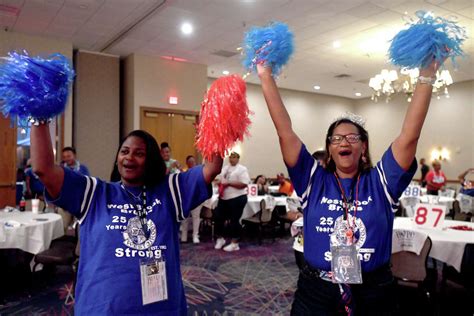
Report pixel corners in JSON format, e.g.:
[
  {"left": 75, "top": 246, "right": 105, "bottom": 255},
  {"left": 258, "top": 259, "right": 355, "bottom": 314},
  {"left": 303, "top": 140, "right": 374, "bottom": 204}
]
[
  {"left": 28, "top": 117, "right": 52, "bottom": 126},
  {"left": 417, "top": 76, "right": 436, "bottom": 85}
]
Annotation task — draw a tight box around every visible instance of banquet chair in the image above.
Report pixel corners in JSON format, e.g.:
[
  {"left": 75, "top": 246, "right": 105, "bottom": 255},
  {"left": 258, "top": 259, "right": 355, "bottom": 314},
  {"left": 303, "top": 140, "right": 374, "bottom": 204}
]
[
  {"left": 199, "top": 206, "right": 215, "bottom": 241},
  {"left": 32, "top": 224, "right": 79, "bottom": 289},
  {"left": 441, "top": 244, "right": 474, "bottom": 292},
  {"left": 242, "top": 199, "right": 276, "bottom": 244},
  {"left": 391, "top": 235, "right": 436, "bottom": 307},
  {"left": 400, "top": 196, "right": 420, "bottom": 217}
]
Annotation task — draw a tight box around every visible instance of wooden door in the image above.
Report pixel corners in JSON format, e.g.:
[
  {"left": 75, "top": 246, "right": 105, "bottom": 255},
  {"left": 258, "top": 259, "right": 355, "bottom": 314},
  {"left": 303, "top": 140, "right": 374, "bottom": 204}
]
[
  {"left": 140, "top": 109, "right": 197, "bottom": 168},
  {"left": 142, "top": 111, "right": 171, "bottom": 147},
  {"left": 170, "top": 114, "right": 197, "bottom": 167},
  {"left": 0, "top": 116, "right": 16, "bottom": 207}
]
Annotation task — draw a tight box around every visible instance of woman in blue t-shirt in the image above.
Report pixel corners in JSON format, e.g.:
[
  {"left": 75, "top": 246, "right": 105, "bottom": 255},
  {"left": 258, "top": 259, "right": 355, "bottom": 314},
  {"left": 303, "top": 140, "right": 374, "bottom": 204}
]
[
  {"left": 30, "top": 125, "right": 223, "bottom": 315},
  {"left": 257, "top": 58, "right": 440, "bottom": 315}
]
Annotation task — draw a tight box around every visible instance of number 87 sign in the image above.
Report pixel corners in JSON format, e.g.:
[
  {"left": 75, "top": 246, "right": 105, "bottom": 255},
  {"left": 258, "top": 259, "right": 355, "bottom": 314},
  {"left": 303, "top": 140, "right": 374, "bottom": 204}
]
[{"left": 414, "top": 203, "right": 446, "bottom": 229}]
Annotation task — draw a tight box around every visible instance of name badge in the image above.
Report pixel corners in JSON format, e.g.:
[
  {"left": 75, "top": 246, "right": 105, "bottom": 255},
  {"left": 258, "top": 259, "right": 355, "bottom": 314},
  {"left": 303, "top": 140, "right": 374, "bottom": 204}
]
[
  {"left": 330, "top": 243, "right": 362, "bottom": 284},
  {"left": 140, "top": 257, "right": 168, "bottom": 305}
]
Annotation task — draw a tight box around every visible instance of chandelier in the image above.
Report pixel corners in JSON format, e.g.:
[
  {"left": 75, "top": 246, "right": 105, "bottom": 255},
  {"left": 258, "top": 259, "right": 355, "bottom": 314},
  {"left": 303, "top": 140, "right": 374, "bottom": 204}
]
[{"left": 369, "top": 68, "right": 453, "bottom": 103}]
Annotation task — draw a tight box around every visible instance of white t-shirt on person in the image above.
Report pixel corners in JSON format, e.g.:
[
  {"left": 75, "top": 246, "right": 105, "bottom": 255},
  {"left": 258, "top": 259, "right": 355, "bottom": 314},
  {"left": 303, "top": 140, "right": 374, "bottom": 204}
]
[{"left": 219, "top": 163, "right": 251, "bottom": 200}]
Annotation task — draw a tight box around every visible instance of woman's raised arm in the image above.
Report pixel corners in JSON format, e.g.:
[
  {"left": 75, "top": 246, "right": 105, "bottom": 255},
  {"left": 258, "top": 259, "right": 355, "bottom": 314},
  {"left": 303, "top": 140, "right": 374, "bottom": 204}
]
[
  {"left": 391, "top": 61, "right": 439, "bottom": 170},
  {"left": 30, "top": 124, "right": 64, "bottom": 198},
  {"left": 257, "top": 64, "right": 302, "bottom": 167}
]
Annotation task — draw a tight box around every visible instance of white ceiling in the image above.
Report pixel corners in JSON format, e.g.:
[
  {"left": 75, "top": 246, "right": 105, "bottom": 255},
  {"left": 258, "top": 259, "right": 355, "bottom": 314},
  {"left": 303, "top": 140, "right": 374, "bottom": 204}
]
[{"left": 0, "top": 0, "right": 472, "bottom": 99}]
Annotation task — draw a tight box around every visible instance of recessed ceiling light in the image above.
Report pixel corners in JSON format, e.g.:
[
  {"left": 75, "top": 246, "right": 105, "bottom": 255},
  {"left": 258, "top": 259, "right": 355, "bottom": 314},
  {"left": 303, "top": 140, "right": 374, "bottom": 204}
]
[
  {"left": 181, "top": 22, "right": 193, "bottom": 35},
  {"left": 222, "top": 70, "right": 230, "bottom": 75},
  {"left": 313, "top": 85, "right": 321, "bottom": 90},
  {"left": 355, "top": 92, "right": 362, "bottom": 97},
  {"left": 332, "top": 40, "right": 341, "bottom": 48}
]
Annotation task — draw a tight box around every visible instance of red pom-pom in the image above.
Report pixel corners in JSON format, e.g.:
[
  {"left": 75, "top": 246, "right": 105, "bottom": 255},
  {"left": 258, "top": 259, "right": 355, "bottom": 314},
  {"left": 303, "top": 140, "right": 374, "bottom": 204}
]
[{"left": 196, "top": 75, "right": 252, "bottom": 161}]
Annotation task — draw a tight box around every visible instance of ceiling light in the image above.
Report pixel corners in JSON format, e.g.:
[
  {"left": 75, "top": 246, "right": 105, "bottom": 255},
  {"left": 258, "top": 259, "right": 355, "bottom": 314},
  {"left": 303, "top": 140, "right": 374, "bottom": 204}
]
[
  {"left": 181, "top": 22, "right": 193, "bottom": 35},
  {"left": 355, "top": 92, "right": 362, "bottom": 97},
  {"left": 332, "top": 40, "right": 341, "bottom": 48},
  {"left": 369, "top": 68, "right": 453, "bottom": 102},
  {"left": 313, "top": 85, "right": 321, "bottom": 90},
  {"left": 222, "top": 70, "right": 230, "bottom": 75}
]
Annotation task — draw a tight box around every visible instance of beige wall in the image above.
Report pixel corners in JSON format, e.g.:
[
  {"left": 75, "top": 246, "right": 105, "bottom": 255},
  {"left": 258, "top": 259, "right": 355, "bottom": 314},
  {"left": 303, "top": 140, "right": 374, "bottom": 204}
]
[
  {"left": 0, "top": 30, "right": 73, "bottom": 151},
  {"left": 74, "top": 51, "right": 120, "bottom": 180},
  {"left": 211, "top": 78, "right": 473, "bottom": 180},
  {"left": 123, "top": 54, "right": 207, "bottom": 136},
  {"left": 356, "top": 80, "right": 474, "bottom": 181},
  {"left": 215, "top": 79, "right": 354, "bottom": 178}
]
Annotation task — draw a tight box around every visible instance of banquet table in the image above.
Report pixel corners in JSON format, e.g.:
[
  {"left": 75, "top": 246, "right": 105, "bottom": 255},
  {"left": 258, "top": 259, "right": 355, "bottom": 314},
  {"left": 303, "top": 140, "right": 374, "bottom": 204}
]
[
  {"left": 394, "top": 217, "right": 474, "bottom": 272},
  {"left": 0, "top": 210, "right": 64, "bottom": 255},
  {"left": 202, "top": 194, "right": 289, "bottom": 221}
]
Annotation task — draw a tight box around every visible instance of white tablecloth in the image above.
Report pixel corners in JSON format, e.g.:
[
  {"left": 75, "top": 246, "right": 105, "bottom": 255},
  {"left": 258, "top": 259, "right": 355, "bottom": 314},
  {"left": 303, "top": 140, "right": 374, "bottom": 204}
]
[
  {"left": 0, "top": 211, "right": 64, "bottom": 254},
  {"left": 394, "top": 217, "right": 474, "bottom": 272},
  {"left": 202, "top": 194, "right": 288, "bottom": 221}
]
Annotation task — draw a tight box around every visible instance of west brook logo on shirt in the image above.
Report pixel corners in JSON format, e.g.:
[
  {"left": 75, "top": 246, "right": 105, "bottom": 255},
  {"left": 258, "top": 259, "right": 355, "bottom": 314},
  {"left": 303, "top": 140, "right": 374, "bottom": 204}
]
[
  {"left": 107, "top": 198, "right": 162, "bottom": 213},
  {"left": 320, "top": 195, "right": 373, "bottom": 211}
]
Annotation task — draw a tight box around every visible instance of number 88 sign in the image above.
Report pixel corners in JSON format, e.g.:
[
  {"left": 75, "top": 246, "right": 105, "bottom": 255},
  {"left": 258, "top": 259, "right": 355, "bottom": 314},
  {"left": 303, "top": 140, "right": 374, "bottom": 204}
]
[{"left": 414, "top": 203, "right": 446, "bottom": 229}]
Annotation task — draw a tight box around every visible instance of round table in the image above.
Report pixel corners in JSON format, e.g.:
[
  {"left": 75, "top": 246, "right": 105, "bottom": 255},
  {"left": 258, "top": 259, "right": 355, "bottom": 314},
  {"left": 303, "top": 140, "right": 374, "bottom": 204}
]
[
  {"left": 394, "top": 217, "right": 474, "bottom": 272},
  {"left": 0, "top": 211, "right": 64, "bottom": 254}
]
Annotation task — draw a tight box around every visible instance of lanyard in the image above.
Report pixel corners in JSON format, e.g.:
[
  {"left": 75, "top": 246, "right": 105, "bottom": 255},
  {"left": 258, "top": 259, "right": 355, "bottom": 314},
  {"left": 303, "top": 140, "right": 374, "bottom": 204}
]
[
  {"left": 120, "top": 183, "right": 150, "bottom": 239},
  {"left": 334, "top": 172, "right": 361, "bottom": 238}
]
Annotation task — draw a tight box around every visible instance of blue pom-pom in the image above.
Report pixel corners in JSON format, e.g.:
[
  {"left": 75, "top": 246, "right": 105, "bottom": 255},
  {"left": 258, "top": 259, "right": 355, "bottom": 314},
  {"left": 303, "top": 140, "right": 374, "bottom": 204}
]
[
  {"left": 242, "top": 21, "right": 294, "bottom": 76},
  {"left": 0, "top": 51, "right": 75, "bottom": 126},
  {"left": 389, "top": 11, "right": 466, "bottom": 69}
]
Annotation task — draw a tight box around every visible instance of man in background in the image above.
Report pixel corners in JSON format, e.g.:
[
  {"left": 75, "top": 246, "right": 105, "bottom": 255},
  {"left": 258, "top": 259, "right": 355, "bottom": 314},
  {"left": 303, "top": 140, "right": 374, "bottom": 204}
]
[
  {"left": 62, "top": 147, "right": 90, "bottom": 176},
  {"left": 419, "top": 158, "right": 430, "bottom": 187}
]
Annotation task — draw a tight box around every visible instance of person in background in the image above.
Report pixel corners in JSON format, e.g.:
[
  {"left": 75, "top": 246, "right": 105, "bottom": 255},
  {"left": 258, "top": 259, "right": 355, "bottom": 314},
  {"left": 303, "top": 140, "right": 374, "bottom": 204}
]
[
  {"left": 312, "top": 150, "right": 328, "bottom": 168},
  {"left": 160, "top": 142, "right": 182, "bottom": 174},
  {"left": 58, "top": 147, "right": 90, "bottom": 232},
  {"left": 257, "top": 55, "right": 439, "bottom": 314},
  {"left": 277, "top": 172, "right": 294, "bottom": 196},
  {"left": 62, "top": 147, "right": 90, "bottom": 176},
  {"left": 25, "top": 159, "right": 45, "bottom": 199},
  {"left": 425, "top": 160, "right": 447, "bottom": 195},
  {"left": 419, "top": 158, "right": 430, "bottom": 187},
  {"left": 214, "top": 152, "right": 251, "bottom": 252},
  {"left": 180, "top": 154, "right": 203, "bottom": 244},
  {"left": 31, "top": 124, "right": 222, "bottom": 314},
  {"left": 458, "top": 168, "right": 474, "bottom": 197},
  {"left": 183, "top": 155, "right": 196, "bottom": 172},
  {"left": 254, "top": 174, "right": 269, "bottom": 195}
]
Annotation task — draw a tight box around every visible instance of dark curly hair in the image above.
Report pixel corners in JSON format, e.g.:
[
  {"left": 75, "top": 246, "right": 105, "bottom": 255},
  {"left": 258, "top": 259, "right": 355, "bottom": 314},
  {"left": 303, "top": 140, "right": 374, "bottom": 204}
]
[
  {"left": 110, "top": 130, "right": 166, "bottom": 186},
  {"left": 324, "top": 119, "right": 372, "bottom": 174}
]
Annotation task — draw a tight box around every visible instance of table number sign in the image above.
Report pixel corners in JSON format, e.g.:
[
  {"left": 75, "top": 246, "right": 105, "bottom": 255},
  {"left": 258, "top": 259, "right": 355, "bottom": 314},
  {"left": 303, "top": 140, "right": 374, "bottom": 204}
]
[
  {"left": 414, "top": 203, "right": 446, "bottom": 229},
  {"left": 401, "top": 185, "right": 422, "bottom": 198},
  {"left": 248, "top": 184, "right": 258, "bottom": 197}
]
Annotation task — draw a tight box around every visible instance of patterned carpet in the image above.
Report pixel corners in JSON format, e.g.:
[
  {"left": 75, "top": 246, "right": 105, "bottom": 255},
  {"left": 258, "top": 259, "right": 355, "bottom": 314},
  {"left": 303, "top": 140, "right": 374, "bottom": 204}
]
[
  {"left": 181, "top": 238, "right": 298, "bottom": 315},
  {"left": 0, "top": 237, "right": 298, "bottom": 316},
  {"left": 1, "top": 237, "right": 472, "bottom": 315}
]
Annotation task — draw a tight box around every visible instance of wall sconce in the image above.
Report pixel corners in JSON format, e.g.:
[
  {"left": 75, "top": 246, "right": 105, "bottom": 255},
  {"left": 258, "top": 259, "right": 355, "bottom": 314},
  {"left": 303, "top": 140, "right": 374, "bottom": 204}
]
[{"left": 430, "top": 147, "right": 450, "bottom": 161}]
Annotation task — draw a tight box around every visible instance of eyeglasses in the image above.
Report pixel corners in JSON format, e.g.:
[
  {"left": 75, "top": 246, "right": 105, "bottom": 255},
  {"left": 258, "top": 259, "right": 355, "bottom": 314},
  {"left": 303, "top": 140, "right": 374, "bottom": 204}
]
[{"left": 328, "top": 134, "right": 361, "bottom": 145}]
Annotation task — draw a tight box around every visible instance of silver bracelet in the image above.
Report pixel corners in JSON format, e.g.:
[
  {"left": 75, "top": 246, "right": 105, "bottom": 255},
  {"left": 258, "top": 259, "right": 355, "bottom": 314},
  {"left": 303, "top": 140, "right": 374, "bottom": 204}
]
[
  {"left": 417, "top": 76, "right": 436, "bottom": 85},
  {"left": 28, "top": 117, "right": 52, "bottom": 126}
]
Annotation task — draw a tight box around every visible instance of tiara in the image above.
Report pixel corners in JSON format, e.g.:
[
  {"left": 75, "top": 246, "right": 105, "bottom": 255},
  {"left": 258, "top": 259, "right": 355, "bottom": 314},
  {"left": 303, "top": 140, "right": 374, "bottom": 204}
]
[{"left": 332, "top": 112, "right": 366, "bottom": 128}]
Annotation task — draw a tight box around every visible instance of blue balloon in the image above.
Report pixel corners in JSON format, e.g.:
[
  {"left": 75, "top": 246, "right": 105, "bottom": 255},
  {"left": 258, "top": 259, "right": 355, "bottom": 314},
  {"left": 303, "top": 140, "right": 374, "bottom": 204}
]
[
  {"left": 389, "top": 11, "right": 466, "bottom": 69},
  {"left": 242, "top": 21, "right": 294, "bottom": 76},
  {"left": 0, "top": 51, "right": 74, "bottom": 126}
]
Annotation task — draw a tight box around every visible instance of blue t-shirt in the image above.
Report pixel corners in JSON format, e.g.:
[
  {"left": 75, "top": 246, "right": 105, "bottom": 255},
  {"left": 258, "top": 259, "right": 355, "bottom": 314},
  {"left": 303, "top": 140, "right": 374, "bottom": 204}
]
[
  {"left": 25, "top": 167, "right": 45, "bottom": 196},
  {"left": 63, "top": 161, "right": 90, "bottom": 176},
  {"left": 46, "top": 166, "right": 211, "bottom": 315},
  {"left": 288, "top": 144, "right": 416, "bottom": 273},
  {"left": 460, "top": 187, "right": 474, "bottom": 197}
]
